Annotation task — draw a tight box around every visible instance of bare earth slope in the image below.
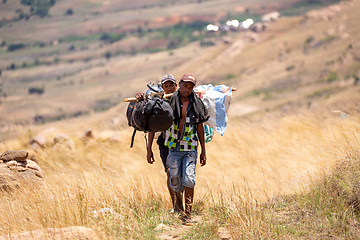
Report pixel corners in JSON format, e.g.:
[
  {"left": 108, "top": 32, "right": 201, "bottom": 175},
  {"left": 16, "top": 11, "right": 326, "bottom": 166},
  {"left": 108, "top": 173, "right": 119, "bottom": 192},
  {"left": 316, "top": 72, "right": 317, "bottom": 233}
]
[{"left": 0, "top": 0, "right": 350, "bottom": 136}]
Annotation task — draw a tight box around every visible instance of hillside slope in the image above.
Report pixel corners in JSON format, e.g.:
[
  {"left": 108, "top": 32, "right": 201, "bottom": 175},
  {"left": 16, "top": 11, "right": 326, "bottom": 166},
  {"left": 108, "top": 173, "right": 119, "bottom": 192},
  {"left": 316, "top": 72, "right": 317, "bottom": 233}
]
[
  {"left": 0, "top": 0, "right": 356, "bottom": 139},
  {"left": 1, "top": 1, "right": 360, "bottom": 239}
]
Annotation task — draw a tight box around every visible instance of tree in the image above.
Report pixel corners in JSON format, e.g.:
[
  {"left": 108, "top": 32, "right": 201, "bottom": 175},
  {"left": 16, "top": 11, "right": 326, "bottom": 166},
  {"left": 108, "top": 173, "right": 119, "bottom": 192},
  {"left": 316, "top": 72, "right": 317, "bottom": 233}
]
[
  {"left": 28, "top": 87, "right": 44, "bottom": 95},
  {"left": 20, "top": 0, "right": 34, "bottom": 6},
  {"left": 104, "top": 51, "right": 112, "bottom": 60},
  {"left": 7, "top": 43, "right": 26, "bottom": 51},
  {"left": 8, "top": 63, "right": 16, "bottom": 70},
  {"left": 65, "top": 8, "right": 73, "bottom": 15},
  {"left": 99, "top": 32, "right": 126, "bottom": 44}
]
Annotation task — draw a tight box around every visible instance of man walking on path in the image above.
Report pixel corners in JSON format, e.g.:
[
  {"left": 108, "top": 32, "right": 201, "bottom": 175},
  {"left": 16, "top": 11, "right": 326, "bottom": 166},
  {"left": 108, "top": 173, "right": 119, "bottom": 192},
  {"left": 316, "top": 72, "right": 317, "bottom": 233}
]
[
  {"left": 164, "top": 73, "right": 209, "bottom": 224},
  {"left": 138, "top": 74, "right": 184, "bottom": 212}
]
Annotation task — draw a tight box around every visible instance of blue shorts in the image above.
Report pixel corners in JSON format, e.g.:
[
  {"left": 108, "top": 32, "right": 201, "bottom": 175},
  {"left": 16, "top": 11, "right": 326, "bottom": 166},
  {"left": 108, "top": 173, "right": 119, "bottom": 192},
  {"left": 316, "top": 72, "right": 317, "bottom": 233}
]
[{"left": 168, "top": 149, "right": 197, "bottom": 192}]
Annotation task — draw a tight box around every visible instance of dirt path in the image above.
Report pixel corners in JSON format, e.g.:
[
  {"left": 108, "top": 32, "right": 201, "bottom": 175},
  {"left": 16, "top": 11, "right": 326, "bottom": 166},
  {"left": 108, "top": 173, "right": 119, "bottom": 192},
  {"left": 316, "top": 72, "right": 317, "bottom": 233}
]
[{"left": 155, "top": 215, "right": 231, "bottom": 240}]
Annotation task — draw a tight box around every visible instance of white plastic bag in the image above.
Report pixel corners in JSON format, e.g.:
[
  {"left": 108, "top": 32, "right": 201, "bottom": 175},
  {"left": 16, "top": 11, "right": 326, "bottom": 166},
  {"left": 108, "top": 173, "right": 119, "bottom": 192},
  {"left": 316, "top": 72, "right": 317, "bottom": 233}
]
[{"left": 194, "top": 84, "right": 232, "bottom": 136}]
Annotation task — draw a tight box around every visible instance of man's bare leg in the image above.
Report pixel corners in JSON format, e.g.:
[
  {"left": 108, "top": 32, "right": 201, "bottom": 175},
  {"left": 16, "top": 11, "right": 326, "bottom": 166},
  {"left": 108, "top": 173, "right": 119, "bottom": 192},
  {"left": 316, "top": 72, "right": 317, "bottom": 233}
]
[
  {"left": 167, "top": 169, "right": 183, "bottom": 210},
  {"left": 184, "top": 186, "right": 194, "bottom": 219}
]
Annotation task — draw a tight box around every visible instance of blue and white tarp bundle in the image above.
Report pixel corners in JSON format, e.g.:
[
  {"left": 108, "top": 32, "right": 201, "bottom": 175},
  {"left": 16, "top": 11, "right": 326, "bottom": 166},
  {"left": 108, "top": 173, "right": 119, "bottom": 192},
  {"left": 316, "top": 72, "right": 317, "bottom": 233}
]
[{"left": 194, "top": 84, "right": 232, "bottom": 136}]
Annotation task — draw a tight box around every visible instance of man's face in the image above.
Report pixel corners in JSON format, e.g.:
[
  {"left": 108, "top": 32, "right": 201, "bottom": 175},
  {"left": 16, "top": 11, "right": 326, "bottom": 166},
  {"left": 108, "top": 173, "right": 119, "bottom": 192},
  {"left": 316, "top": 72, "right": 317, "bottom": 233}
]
[
  {"left": 179, "top": 81, "right": 194, "bottom": 98},
  {"left": 161, "top": 81, "right": 177, "bottom": 94}
]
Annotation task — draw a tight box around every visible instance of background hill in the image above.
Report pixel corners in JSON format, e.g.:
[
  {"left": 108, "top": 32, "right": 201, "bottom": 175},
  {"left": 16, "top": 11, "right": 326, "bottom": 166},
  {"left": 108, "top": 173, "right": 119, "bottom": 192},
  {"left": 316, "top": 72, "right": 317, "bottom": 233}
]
[{"left": 0, "top": 0, "right": 352, "bottom": 139}]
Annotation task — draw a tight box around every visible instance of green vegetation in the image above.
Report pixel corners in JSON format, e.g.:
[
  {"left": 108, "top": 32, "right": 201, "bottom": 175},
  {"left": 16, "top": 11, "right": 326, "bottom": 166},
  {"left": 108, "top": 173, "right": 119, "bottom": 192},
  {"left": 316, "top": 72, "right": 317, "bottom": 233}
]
[
  {"left": 159, "top": 20, "right": 210, "bottom": 49},
  {"left": 104, "top": 51, "right": 111, "bottom": 60},
  {"left": 7, "top": 43, "right": 26, "bottom": 51},
  {"left": 281, "top": 0, "right": 342, "bottom": 16},
  {"left": 20, "top": 0, "right": 55, "bottom": 17},
  {"left": 306, "top": 87, "right": 337, "bottom": 99},
  {"left": 65, "top": 8, "right": 73, "bottom": 16},
  {"left": 99, "top": 32, "right": 126, "bottom": 44},
  {"left": 327, "top": 71, "right": 337, "bottom": 82},
  {"left": 286, "top": 65, "right": 295, "bottom": 71},
  {"left": 60, "top": 33, "right": 103, "bottom": 43},
  {"left": 28, "top": 86, "right": 44, "bottom": 95},
  {"left": 304, "top": 36, "right": 315, "bottom": 49}
]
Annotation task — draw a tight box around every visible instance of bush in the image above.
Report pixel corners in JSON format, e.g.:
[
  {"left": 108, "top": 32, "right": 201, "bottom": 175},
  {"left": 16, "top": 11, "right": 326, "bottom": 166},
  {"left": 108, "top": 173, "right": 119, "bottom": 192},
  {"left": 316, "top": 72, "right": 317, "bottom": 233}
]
[
  {"left": 200, "top": 40, "right": 215, "bottom": 47},
  {"left": 65, "top": 8, "right": 73, "bottom": 15},
  {"left": 104, "top": 51, "right": 111, "bottom": 60},
  {"left": 99, "top": 32, "right": 126, "bottom": 44},
  {"left": 286, "top": 65, "right": 295, "bottom": 71},
  {"left": 28, "top": 87, "right": 44, "bottom": 95},
  {"left": 7, "top": 43, "right": 26, "bottom": 51},
  {"left": 20, "top": 0, "right": 34, "bottom": 6},
  {"left": 7, "top": 63, "right": 16, "bottom": 70},
  {"left": 327, "top": 71, "right": 337, "bottom": 82},
  {"left": 21, "top": 0, "right": 55, "bottom": 18},
  {"left": 304, "top": 36, "right": 315, "bottom": 49}
]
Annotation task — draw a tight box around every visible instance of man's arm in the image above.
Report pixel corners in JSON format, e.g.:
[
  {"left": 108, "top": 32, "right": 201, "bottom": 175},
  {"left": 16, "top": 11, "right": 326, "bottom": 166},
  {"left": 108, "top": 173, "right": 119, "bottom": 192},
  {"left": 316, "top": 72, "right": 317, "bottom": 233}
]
[
  {"left": 197, "top": 123, "right": 206, "bottom": 166},
  {"left": 146, "top": 132, "right": 155, "bottom": 164}
]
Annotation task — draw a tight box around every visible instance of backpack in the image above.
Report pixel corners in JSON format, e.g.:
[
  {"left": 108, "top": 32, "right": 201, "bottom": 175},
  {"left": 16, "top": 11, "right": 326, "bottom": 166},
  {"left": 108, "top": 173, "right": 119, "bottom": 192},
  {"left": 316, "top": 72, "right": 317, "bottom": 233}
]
[{"left": 126, "top": 84, "right": 174, "bottom": 147}]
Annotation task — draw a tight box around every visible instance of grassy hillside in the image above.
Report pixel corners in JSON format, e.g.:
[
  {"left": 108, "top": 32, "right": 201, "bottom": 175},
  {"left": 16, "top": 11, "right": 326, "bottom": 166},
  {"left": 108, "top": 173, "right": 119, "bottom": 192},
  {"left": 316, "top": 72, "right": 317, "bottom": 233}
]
[
  {"left": 1, "top": 0, "right": 360, "bottom": 239},
  {"left": 0, "top": 0, "right": 344, "bottom": 136},
  {"left": 1, "top": 95, "right": 359, "bottom": 239}
]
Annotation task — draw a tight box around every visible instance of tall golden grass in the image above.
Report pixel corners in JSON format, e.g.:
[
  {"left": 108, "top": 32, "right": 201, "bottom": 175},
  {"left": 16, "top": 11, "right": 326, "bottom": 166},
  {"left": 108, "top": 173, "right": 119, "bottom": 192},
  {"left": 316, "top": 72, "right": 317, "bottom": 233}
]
[{"left": 1, "top": 97, "right": 360, "bottom": 239}]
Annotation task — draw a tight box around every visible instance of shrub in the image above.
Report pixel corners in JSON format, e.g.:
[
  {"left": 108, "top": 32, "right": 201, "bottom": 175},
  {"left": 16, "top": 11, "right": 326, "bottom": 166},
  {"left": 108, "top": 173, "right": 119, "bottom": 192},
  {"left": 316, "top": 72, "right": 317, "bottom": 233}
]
[
  {"left": 68, "top": 45, "right": 75, "bottom": 51},
  {"left": 327, "top": 71, "right": 337, "bottom": 82},
  {"left": 200, "top": 40, "right": 215, "bottom": 47},
  {"left": 304, "top": 36, "right": 314, "bottom": 49},
  {"left": 7, "top": 43, "right": 26, "bottom": 51},
  {"left": 7, "top": 63, "right": 16, "bottom": 70},
  {"left": 28, "top": 87, "right": 44, "bottom": 95},
  {"left": 65, "top": 8, "right": 73, "bottom": 15},
  {"left": 20, "top": 0, "right": 34, "bottom": 6},
  {"left": 21, "top": 0, "right": 55, "bottom": 18},
  {"left": 99, "top": 33, "right": 126, "bottom": 44},
  {"left": 286, "top": 65, "right": 295, "bottom": 71},
  {"left": 104, "top": 51, "right": 112, "bottom": 60}
]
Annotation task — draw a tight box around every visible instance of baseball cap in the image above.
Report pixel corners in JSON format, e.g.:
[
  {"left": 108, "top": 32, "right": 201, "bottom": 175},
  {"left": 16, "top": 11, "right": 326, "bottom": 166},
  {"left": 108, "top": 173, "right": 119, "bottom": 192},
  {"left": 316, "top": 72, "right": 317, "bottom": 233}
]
[
  {"left": 161, "top": 74, "right": 176, "bottom": 84},
  {"left": 180, "top": 73, "right": 196, "bottom": 85}
]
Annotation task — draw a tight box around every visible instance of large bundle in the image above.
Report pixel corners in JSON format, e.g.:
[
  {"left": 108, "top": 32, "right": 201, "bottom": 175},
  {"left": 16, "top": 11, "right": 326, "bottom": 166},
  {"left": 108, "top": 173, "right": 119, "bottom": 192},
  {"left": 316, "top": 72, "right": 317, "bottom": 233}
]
[
  {"left": 126, "top": 96, "right": 173, "bottom": 133},
  {"left": 194, "top": 84, "right": 232, "bottom": 136},
  {"left": 126, "top": 83, "right": 174, "bottom": 147}
]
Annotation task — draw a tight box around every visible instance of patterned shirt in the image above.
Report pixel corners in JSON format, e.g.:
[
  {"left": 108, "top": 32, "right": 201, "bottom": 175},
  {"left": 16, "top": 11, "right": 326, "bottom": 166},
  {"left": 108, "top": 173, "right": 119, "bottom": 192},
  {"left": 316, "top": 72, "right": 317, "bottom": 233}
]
[{"left": 164, "top": 98, "right": 198, "bottom": 151}]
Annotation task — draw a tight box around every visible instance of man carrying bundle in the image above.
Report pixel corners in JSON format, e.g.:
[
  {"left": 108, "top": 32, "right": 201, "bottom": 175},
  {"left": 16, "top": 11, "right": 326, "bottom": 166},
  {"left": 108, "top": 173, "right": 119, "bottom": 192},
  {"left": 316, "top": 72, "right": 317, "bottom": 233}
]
[
  {"left": 136, "top": 74, "right": 184, "bottom": 213},
  {"left": 164, "top": 73, "right": 209, "bottom": 224}
]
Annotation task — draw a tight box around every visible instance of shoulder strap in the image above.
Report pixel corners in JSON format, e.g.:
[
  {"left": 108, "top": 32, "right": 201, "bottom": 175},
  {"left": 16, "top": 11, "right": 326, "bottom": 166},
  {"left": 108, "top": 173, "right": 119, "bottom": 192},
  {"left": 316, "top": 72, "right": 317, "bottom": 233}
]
[{"left": 130, "top": 129, "right": 136, "bottom": 148}]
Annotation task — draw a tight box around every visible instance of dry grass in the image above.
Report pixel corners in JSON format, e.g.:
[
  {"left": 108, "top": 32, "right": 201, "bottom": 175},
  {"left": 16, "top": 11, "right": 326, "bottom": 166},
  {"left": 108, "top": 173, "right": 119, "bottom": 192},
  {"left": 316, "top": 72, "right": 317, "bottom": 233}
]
[
  {"left": 1, "top": 0, "right": 360, "bottom": 238},
  {"left": 1, "top": 96, "right": 360, "bottom": 239}
]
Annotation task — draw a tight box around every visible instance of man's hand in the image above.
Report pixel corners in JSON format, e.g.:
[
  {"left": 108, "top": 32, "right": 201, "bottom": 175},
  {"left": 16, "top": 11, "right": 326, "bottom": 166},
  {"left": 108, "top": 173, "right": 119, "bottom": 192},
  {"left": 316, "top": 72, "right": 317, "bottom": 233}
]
[
  {"left": 147, "top": 150, "right": 155, "bottom": 164},
  {"left": 200, "top": 151, "right": 206, "bottom": 166},
  {"left": 135, "top": 92, "right": 144, "bottom": 101}
]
